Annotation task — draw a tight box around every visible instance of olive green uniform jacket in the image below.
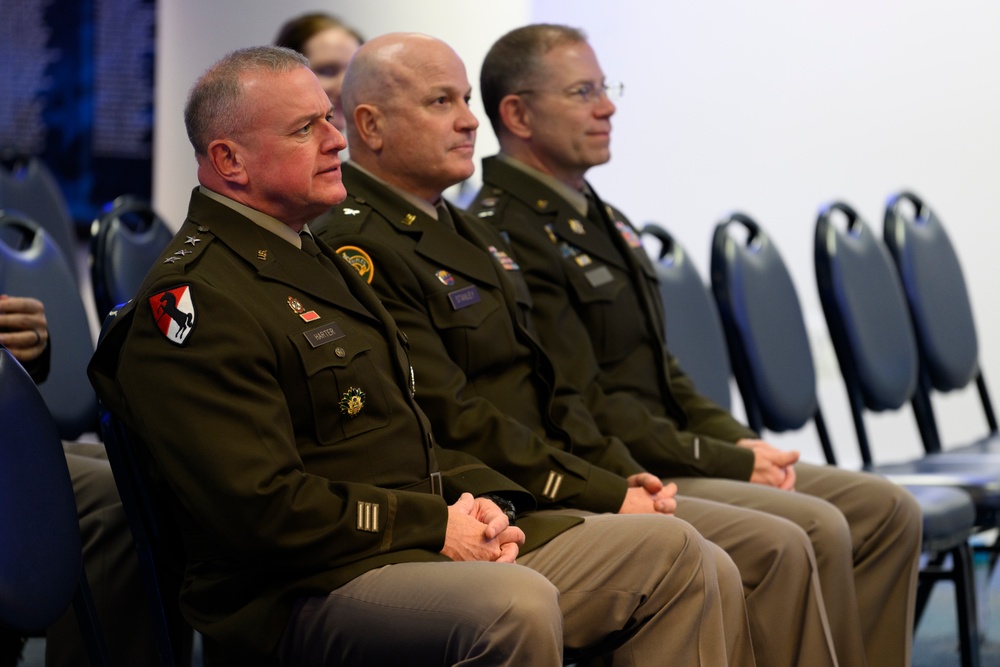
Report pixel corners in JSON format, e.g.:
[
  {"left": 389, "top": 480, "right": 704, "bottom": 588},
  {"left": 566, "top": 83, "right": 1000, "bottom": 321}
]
[
  {"left": 88, "top": 189, "right": 577, "bottom": 662},
  {"left": 469, "top": 156, "right": 755, "bottom": 480},
  {"left": 314, "top": 164, "right": 643, "bottom": 515}
]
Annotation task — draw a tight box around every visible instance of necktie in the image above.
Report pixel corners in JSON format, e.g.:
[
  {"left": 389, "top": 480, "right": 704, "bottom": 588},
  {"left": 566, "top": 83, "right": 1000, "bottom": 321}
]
[
  {"left": 300, "top": 231, "right": 340, "bottom": 273},
  {"left": 435, "top": 201, "right": 457, "bottom": 232}
]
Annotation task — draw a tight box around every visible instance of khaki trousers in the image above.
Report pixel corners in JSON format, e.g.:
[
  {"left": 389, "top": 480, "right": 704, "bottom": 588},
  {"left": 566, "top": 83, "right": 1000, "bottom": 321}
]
[
  {"left": 674, "top": 463, "right": 922, "bottom": 667},
  {"left": 277, "top": 512, "right": 755, "bottom": 666}
]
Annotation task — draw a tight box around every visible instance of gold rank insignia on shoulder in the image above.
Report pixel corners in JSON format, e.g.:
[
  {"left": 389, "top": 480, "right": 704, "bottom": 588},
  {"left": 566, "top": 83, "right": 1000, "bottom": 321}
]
[
  {"left": 336, "top": 246, "right": 375, "bottom": 284},
  {"left": 401, "top": 213, "right": 417, "bottom": 226},
  {"left": 569, "top": 219, "right": 586, "bottom": 235},
  {"left": 357, "top": 501, "right": 379, "bottom": 532},
  {"left": 536, "top": 199, "right": 549, "bottom": 209},
  {"left": 340, "top": 387, "right": 366, "bottom": 417},
  {"left": 257, "top": 250, "right": 267, "bottom": 261}
]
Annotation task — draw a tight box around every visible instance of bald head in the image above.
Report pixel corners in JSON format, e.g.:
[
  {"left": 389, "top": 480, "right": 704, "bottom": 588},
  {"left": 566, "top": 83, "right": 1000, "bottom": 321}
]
[{"left": 340, "top": 33, "right": 479, "bottom": 201}]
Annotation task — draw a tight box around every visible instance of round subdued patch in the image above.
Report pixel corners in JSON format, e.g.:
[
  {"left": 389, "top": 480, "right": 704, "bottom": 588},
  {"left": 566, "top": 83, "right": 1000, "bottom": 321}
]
[{"left": 336, "top": 245, "right": 375, "bottom": 284}]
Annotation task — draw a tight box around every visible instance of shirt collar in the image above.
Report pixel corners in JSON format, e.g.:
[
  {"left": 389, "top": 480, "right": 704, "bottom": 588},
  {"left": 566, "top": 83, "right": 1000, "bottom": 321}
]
[
  {"left": 198, "top": 186, "right": 303, "bottom": 249},
  {"left": 496, "top": 153, "right": 589, "bottom": 217},
  {"left": 347, "top": 161, "right": 447, "bottom": 220}
]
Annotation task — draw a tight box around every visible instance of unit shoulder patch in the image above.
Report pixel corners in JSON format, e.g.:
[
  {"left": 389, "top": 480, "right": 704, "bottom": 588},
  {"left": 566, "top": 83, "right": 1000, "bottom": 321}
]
[
  {"left": 149, "top": 285, "right": 196, "bottom": 345},
  {"left": 336, "top": 245, "right": 375, "bottom": 284}
]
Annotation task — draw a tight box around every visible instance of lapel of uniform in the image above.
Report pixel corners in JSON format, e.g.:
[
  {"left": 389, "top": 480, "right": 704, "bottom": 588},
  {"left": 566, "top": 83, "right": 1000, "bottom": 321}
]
[
  {"left": 345, "top": 165, "right": 502, "bottom": 290},
  {"left": 453, "top": 205, "right": 522, "bottom": 312},
  {"left": 187, "top": 191, "right": 376, "bottom": 323},
  {"left": 482, "top": 157, "right": 625, "bottom": 269},
  {"left": 585, "top": 184, "right": 667, "bottom": 343}
]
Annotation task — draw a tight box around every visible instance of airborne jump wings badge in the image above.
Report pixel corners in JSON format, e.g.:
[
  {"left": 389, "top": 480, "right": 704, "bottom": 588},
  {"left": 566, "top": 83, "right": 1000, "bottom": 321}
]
[{"left": 149, "top": 285, "right": 196, "bottom": 345}]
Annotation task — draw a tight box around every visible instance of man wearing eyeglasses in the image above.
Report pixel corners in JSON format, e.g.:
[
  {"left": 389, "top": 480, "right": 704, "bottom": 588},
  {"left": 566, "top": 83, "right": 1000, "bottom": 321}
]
[{"left": 469, "top": 22, "right": 922, "bottom": 667}]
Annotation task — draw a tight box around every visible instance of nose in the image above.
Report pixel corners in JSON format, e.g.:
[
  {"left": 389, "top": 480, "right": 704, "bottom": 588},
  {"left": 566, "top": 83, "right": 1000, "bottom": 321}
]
[
  {"left": 458, "top": 100, "right": 480, "bottom": 132},
  {"left": 322, "top": 118, "right": 348, "bottom": 152},
  {"left": 594, "top": 93, "right": 616, "bottom": 118}
]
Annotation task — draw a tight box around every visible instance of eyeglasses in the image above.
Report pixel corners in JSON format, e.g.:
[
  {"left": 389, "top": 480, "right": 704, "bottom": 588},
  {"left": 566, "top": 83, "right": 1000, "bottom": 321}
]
[{"left": 515, "top": 81, "right": 624, "bottom": 105}]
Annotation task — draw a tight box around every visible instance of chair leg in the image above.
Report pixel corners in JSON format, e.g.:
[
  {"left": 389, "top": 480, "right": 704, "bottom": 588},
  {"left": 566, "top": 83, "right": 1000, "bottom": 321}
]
[
  {"left": 952, "top": 542, "right": 981, "bottom": 667},
  {"left": 915, "top": 552, "right": 945, "bottom": 627},
  {"left": 71, "top": 566, "right": 113, "bottom": 667}
]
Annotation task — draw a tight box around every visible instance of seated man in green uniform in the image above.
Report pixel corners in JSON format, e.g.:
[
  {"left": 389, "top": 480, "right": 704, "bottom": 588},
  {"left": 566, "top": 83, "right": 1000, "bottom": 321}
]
[
  {"left": 467, "top": 23, "right": 923, "bottom": 667},
  {"left": 88, "top": 45, "right": 751, "bottom": 666},
  {"left": 313, "top": 31, "right": 834, "bottom": 667}
]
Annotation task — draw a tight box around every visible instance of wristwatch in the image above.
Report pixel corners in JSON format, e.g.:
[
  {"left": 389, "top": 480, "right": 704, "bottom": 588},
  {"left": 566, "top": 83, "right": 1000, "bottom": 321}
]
[{"left": 479, "top": 493, "right": 517, "bottom": 526}]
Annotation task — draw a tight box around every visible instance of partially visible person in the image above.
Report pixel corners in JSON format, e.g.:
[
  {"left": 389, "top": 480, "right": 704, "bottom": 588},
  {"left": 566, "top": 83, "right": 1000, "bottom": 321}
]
[
  {"left": 469, "top": 22, "right": 923, "bottom": 667},
  {"left": 88, "top": 44, "right": 748, "bottom": 666},
  {"left": 0, "top": 293, "right": 184, "bottom": 667},
  {"left": 275, "top": 12, "right": 363, "bottom": 132}
]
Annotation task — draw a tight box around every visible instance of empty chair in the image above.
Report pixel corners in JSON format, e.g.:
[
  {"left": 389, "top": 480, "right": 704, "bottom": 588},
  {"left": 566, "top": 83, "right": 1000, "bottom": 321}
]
[
  {"left": 0, "top": 346, "right": 111, "bottom": 665},
  {"left": 812, "top": 201, "right": 1000, "bottom": 665},
  {"left": 883, "top": 191, "right": 1000, "bottom": 457},
  {"left": 712, "top": 210, "right": 995, "bottom": 666},
  {"left": 0, "top": 157, "right": 79, "bottom": 279},
  {"left": 90, "top": 195, "right": 174, "bottom": 321},
  {"left": 0, "top": 211, "right": 98, "bottom": 439},
  {"left": 641, "top": 223, "right": 732, "bottom": 408}
]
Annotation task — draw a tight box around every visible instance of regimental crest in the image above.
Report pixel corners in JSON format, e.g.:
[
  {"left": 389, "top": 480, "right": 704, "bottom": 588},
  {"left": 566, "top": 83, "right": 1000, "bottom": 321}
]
[
  {"left": 339, "top": 387, "right": 366, "bottom": 417},
  {"left": 336, "top": 245, "right": 375, "bottom": 284},
  {"left": 149, "top": 285, "right": 196, "bottom": 345}
]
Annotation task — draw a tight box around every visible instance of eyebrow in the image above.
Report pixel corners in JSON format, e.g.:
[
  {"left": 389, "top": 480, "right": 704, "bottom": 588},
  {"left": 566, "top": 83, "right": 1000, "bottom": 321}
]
[{"left": 287, "top": 107, "right": 334, "bottom": 132}]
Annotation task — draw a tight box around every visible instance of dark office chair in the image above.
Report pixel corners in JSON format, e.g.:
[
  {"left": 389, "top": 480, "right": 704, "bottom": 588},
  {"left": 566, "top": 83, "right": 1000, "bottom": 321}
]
[
  {"left": 93, "top": 306, "right": 194, "bottom": 667},
  {"left": 90, "top": 195, "right": 174, "bottom": 322},
  {"left": 0, "top": 347, "right": 111, "bottom": 666},
  {"left": 641, "top": 223, "right": 732, "bottom": 409},
  {"left": 712, "top": 211, "right": 993, "bottom": 666},
  {"left": 0, "top": 157, "right": 79, "bottom": 279},
  {"left": 0, "top": 212, "right": 98, "bottom": 439},
  {"left": 883, "top": 191, "right": 999, "bottom": 457}
]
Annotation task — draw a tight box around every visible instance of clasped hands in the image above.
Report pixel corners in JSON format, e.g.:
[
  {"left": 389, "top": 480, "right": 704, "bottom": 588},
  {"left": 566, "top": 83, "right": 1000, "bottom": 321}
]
[
  {"left": 0, "top": 295, "right": 49, "bottom": 363},
  {"left": 738, "top": 438, "right": 798, "bottom": 491},
  {"left": 441, "top": 493, "right": 525, "bottom": 563}
]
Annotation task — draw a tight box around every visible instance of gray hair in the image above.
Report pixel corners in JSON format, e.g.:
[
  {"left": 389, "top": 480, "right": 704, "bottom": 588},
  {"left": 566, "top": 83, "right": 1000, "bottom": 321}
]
[{"left": 184, "top": 46, "right": 310, "bottom": 156}]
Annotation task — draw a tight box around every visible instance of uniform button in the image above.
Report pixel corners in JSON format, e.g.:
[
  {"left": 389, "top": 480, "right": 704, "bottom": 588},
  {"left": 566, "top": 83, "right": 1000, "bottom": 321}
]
[{"left": 335, "top": 347, "right": 346, "bottom": 358}]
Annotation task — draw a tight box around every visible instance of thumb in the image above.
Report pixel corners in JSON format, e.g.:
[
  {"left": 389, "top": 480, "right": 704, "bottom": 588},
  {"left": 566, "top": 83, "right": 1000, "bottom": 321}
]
[{"left": 777, "top": 449, "right": 800, "bottom": 466}]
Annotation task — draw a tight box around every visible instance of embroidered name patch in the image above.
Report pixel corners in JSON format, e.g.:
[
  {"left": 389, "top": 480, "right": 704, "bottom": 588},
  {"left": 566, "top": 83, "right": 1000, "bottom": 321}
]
[
  {"left": 448, "top": 285, "right": 481, "bottom": 310},
  {"left": 585, "top": 266, "right": 614, "bottom": 288},
  {"left": 303, "top": 323, "right": 345, "bottom": 348}
]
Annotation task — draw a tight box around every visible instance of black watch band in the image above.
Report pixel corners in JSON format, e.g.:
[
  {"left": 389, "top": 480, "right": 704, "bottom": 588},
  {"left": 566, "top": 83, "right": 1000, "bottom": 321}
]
[{"left": 479, "top": 493, "right": 517, "bottom": 526}]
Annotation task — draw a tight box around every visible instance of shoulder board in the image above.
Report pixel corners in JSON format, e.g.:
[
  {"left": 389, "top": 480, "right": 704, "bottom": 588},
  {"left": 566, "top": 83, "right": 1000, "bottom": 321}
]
[
  {"left": 313, "top": 200, "right": 374, "bottom": 236},
  {"left": 157, "top": 223, "right": 215, "bottom": 271}
]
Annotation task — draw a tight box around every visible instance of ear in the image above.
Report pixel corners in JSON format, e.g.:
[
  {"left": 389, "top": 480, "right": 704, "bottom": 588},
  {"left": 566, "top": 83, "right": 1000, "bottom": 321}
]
[
  {"left": 352, "top": 104, "right": 384, "bottom": 152},
  {"left": 206, "top": 139, "right": 249, "bottom": 186},
  {"left": 498, "top": 94, "right": 532, "bottom": 140}
]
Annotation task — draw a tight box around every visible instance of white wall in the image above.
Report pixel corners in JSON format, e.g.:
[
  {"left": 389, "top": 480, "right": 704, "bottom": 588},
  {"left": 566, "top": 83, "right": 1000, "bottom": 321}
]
[
  {"left": 154, "top": 0, "right": 531, "bottom": 229},
  {"left": 156, "top": 1, "right": 1000, "bottom": 468}
]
